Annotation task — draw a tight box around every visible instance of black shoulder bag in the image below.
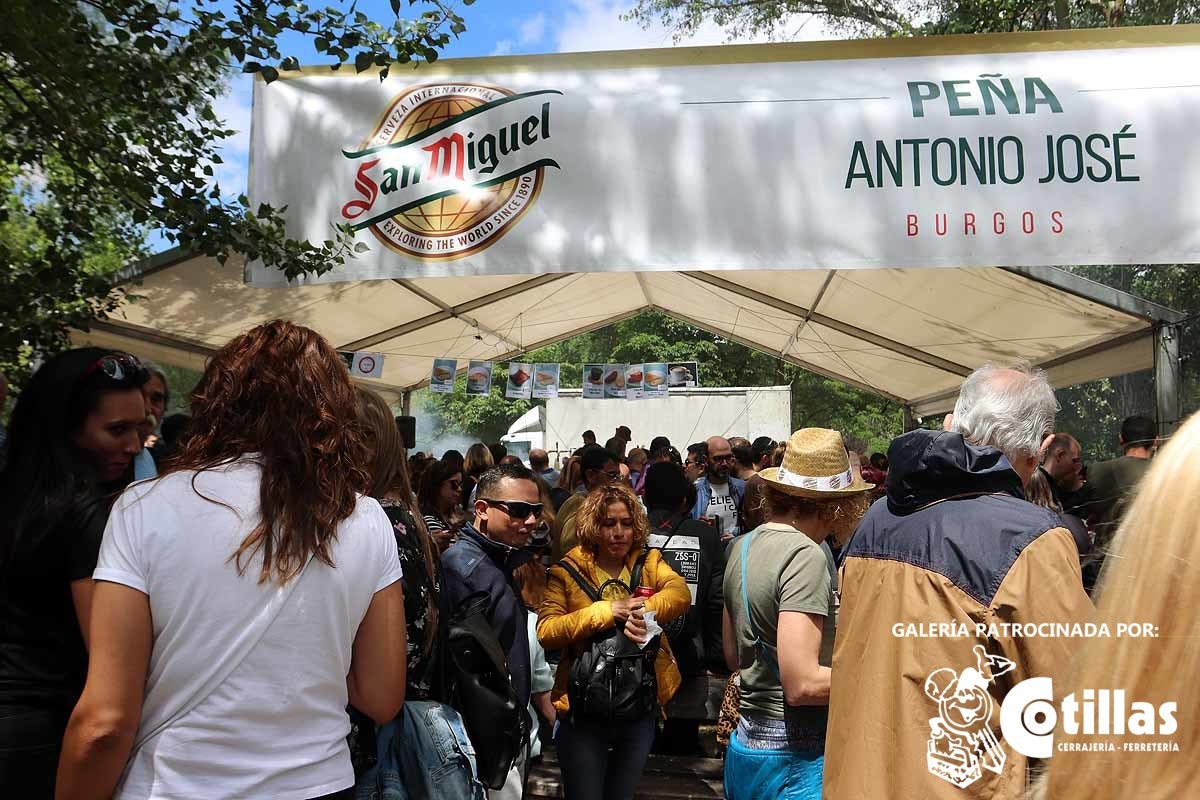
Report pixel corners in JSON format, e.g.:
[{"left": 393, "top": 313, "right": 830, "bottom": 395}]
[{"left": 557, "top": 553, "right": 661, "bottom": 724}]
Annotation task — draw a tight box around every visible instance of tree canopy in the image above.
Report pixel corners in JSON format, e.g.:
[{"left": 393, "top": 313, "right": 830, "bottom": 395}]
[
  {"left": 1, "top": 0, "right": 468, "bottom": 383},
  {"left": 627, "top": 0, "right": 1200, "bottom": 40}
]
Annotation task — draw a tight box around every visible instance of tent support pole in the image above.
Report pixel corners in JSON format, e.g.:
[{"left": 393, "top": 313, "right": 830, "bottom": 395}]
[
  {"left": 902, "top": 405, "right": 916, "bottom": 433},
  {"left": 401, "top": 390, "right": 412, "bottom": 418},
  {"left": 1155, "top": 322, "right": 1181, "bottom": 437}
]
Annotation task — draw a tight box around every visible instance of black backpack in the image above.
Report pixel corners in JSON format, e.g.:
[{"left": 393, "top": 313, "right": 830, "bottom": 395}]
[
  {"left": 445, "top": 592, "right": 524, "bottom": 790},
  {"left": 557, "top": 553, "right": 661, "bottom": 723}
]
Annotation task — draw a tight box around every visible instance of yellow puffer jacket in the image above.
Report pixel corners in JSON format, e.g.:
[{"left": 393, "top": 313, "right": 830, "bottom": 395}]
[{"left": 537, "top": 545, "right": 691, "bottom": 717}]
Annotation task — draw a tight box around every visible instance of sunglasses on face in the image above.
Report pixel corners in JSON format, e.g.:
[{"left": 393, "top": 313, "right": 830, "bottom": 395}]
[{"left": 480, "top": 498, "right": 544, "bottom": 521}]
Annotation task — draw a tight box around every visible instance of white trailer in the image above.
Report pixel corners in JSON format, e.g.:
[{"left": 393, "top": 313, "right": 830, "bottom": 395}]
[{"left": 501, "top": 386, "right": 792, "bottom": 467}]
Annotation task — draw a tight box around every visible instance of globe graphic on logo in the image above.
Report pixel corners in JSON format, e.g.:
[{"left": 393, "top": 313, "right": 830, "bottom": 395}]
[{"left": 388, "top": 94, "right": 520, "bottom": 237}]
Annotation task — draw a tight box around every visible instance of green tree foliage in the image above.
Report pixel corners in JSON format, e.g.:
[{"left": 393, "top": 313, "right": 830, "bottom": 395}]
[
  {"left": 627, "top": 0, "right": 1200, "bottom": 40},
  {"left": 421, "top": 311, "right": 903, "bottom": 453},
  {"left": 1, "top": 0, "right": 468, "bottom": 383}
]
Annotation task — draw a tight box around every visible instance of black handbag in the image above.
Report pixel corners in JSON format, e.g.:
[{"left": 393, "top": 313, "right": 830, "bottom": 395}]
[
  {"left": 559, "top": 554, "right": 661, "bottom": 724},
  {"left": 446, "top": 592, "right": 524, "bottom": 790}
]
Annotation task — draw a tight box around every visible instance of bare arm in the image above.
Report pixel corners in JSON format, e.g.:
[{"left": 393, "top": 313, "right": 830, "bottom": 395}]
[
  {"left": 56, "top": 582, "right": 152, "bottom": 800},
  {"left": 69, "top": 579, "right": 95, "bottom": 651},
  {"left": 532, "top": 691, "right": 556, "bottom": 725},
  {"left": 347, "top": 581, "right": 407, "bottom": 725},
  {"left": 722, "top": 607, "right": 738, "bottom": 673},
  {"left": 777, "top": 611, "right": 830, "bottom": 706}
]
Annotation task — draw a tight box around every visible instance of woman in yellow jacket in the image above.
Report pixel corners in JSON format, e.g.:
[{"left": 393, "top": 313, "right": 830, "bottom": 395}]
[{"left": 538, "top": 482, "right": 690, "bottom": 800}]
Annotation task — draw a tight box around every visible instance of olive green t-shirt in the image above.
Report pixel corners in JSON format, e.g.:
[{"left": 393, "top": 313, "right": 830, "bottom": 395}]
[{"left": 723, "top": 523, "right": 837, "bottom": 720}]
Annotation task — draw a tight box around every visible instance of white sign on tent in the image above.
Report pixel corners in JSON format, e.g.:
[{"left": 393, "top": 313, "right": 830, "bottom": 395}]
[{"left": 247, "top": 35, "right": 1200, "bottom": 286}]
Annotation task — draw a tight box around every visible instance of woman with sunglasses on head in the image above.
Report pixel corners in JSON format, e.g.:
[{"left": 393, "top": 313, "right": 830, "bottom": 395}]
[
  {"left": 418, "top": 460, "right": 466, "bottom": 554},
  {"left": 538, "top": 483, "right": 690, "bottom": 800},
  {"left": 0, "top": 349, "right": 148, "bottom": 797},
  {"left": 56, "top": 321, "right": 407, "bottom": 800}
]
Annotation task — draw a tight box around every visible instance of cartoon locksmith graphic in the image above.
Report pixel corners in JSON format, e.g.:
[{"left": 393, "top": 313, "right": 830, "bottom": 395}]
[{"left": 924, "top": 645, "right": 1017, "bottom": 788}]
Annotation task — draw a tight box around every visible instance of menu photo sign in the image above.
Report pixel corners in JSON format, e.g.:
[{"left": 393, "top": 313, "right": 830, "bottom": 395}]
[{"left": 533, "top": 363, "right": 560, "bottom": 398}]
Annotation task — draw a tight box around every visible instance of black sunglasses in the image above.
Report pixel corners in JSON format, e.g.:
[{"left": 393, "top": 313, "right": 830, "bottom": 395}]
[
  {"left": 82, "top": 353, "right": 143, "bottom": 383},
  {"left": 480, "top": 498, "right": 544, "bottom": 520}
]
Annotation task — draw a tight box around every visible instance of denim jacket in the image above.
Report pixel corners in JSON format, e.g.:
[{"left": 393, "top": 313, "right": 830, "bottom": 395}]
[
  {"left": 690, "top": 475, "right": 747, "bottom": 528},
  {"left": 355, "top": 701, "right": 487, "bottom": 800}
]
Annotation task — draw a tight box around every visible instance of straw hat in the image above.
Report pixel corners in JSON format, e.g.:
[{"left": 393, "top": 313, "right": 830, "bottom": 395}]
[{"left": 759, "top": 428, "right": 874, "bottom": 498}]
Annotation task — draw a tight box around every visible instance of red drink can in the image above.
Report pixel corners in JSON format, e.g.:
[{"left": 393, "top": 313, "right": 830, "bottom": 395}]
[{"left": 633, "top": 586, "right": 654, "bottom": 599}]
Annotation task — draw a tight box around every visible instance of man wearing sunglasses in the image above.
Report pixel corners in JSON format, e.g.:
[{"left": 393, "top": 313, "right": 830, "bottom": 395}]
[{"left": 441, "top": 462, "right": 542, "bottom": 798}]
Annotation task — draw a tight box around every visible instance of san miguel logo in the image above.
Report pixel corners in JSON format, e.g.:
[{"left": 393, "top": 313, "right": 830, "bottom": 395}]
[{"left": 339, "top": 84, "right": 561, "bottom": 260}]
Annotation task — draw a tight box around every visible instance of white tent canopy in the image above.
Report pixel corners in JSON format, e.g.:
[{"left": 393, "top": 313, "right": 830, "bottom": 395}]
[{"left": 74, "top": 247, "right": 1183, "bottom": 420}]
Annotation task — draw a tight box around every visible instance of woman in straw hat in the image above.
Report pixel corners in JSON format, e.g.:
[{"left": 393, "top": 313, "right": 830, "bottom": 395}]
[{"left": 721, "top": 428, "right": 873, "bottom": 800}]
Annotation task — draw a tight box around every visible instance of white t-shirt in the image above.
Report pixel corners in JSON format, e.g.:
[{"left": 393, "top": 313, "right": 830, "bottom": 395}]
[
  {"left": 94, "top": 459, "right": 402, "bottom": 800},
  {"left": 705, "top": 481, "right": 739, "bottom": 537}
]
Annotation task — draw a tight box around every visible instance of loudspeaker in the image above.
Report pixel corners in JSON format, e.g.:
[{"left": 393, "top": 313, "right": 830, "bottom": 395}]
[{"left": 395, "top": 415, "right": 416, "bottom": 450}]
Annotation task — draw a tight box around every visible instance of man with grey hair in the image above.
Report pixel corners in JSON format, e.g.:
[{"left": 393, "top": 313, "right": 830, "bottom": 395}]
[{"left": 827, "top": 364, "right": 1092, "bottom": 800}]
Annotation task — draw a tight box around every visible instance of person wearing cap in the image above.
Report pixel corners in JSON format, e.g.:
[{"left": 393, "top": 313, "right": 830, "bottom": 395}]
[
  {"left": 1071, "top": 415, "right": 1157, "bottom": 594},
  {"left": 722, "top": 429, "right": 873, "bottom": 800},
  {"left": 825, "top": 364, "right": 1094, "bottom": 800}
]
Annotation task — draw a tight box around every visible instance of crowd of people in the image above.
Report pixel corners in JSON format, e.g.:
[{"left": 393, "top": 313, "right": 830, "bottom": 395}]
[{"left": 0, "top": 319, "right": 1189, "bottom": 800}]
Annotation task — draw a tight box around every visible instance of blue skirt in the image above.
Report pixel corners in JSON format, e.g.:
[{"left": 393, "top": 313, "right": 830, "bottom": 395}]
[{"left": 723, "top": 728, "right": 824, "bottom": 800}]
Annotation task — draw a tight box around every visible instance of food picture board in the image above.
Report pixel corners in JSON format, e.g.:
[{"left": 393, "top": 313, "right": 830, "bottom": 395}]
[
  {"left": 533, "top": 363, "right": 560, "bottom": 398},
  {"left": 430, "top": 358, "right": 457, "bottom": 393},
  {"left": 626, "top": 364, "right": 644, "bottom": 401},
  {"left": 604, "top": 363, "right": 627, "bottom": 399},
  {"left": 643, "top": 363, "right": 668, "bottom": 398},
  {"left": 582, "top": 363, "right": 605, "bottom": 399},
  {"left": 506, "top": 362, "right": 533, "bottom": 399},
  {"left": 466, "top": 360, "right": 493, "bottom": 395},
  {"left": 667, "top": 362, "right": 699, "bottom": 388}
]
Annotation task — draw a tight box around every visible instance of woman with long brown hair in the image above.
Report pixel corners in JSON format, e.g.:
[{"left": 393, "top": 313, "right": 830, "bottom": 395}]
[
  {"left": 417, "top": 459, "right": 465, "bottom": 553},
  {"left": 462, "top": 442, "right": 494, "bottom": 507},
  {"left": 355, "top": 385, "right": 442, "bottom": 700},
  {"left": 56, "top": 321, "right": 407, "bottom": 800}
]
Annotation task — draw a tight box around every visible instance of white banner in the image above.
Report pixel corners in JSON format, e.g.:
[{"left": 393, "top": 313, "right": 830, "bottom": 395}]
[{"left": 247, "top": 39, "right": 1200, "bottom": 286}]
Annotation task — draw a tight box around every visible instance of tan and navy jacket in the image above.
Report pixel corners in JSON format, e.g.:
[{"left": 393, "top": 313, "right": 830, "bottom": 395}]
[{"left": 825, "top": 429, "right": 1094, "bottom": 800}]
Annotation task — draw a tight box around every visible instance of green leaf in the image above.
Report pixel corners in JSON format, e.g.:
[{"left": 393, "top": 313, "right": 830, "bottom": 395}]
[
  {"left": 354, "top": 51, "right": 373, "bottom": 72},
  {"left": 261, "top": 66, "right": 280, "bottom": 83},
  {"left": 353, "top": 242, "right": 370, "bottom": 253},
  {"left": 243, "top": 61, "right": 262, "bottom": 73}
]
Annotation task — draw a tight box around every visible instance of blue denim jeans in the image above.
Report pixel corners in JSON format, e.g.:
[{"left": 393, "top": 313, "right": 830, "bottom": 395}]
[
  {"left": 555, "top": 713, "right": 657, "bottom": 800},
  {"left": 355, "top": 701, "right": 487, "bottom": 800}
]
